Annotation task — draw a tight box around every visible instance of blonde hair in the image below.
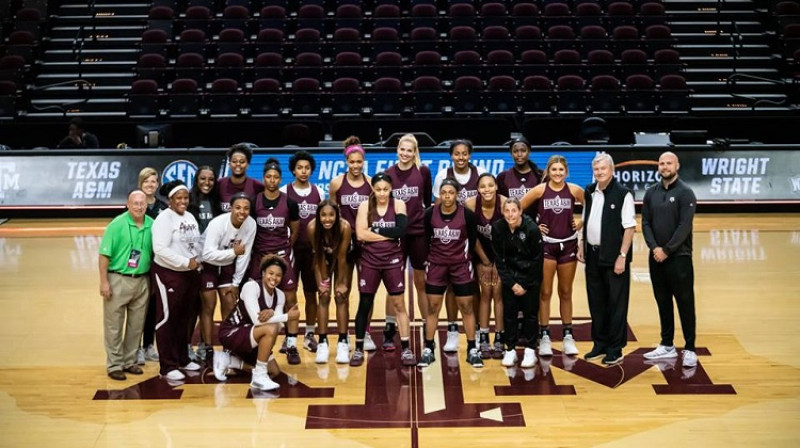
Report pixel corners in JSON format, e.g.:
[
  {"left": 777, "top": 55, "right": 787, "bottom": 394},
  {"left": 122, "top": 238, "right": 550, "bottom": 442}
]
[
  {"left": 543, "top": 155, "right": 569, "bottom": 182},
  {"left": 397, "top": 133, "right": 421, "bottom": 168},
  {"left": 138, "top": 167, "right": 159, "bottom": 189}
]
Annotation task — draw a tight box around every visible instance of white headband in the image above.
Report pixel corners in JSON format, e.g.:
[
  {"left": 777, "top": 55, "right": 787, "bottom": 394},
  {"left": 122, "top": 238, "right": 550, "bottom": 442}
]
[{"left": 168, "top": 184, "right": 189, "bottom": 198}]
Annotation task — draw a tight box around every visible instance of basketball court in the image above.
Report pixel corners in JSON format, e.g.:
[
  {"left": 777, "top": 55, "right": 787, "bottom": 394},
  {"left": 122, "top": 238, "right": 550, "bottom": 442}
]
[{"left": 0, "top": 213, "right": 798, "bottom": 447}]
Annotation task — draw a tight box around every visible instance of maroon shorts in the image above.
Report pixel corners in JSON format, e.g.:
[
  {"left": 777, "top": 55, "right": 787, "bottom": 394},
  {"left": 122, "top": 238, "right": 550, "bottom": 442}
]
[
  {"left": 248, "top": 249, "right": 298, "bottom": 291},
  {"left": 358, "top": 263, "right": 405, "bottom": 295},
  {"left": 219, "top": 321, "right": 258, "bottom": 366},
  {"left": 293, "top": 245, "right": 317, "bottom": 293},
  {"left": 201, "top": 262, "right": 235, "bottom": 290},
  {"left": 402, "top": 233, "right": 429, "bottom": 271},
  {"left": 425, "top": 261, "right": 474, "bottom": 288},
  {"left": 543, "top": 239, "right": 579, "bottom": 264}
]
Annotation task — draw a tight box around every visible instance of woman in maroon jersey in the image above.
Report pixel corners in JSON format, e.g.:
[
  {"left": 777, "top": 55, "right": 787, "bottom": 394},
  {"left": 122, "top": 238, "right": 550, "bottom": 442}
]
[
  {"left": 419, "top": 179, "right": 483, "bottom": 368},
  {"left": 249, "top": 158, "right": 302, "bottom": 364},
  {"left": 217, "top": 143, "right": 264, "bottom": 212},
  {"left": 329, "top": 136, "right": 375, "bottom": 349},
  {"left": 350, "top": 172, "right": 416, "bottom": 367},
  {"left": 520, "top": 155, "right": 585, "bottom": 357},
  {"left": 496, "top": 137, "right": 543, "bottom": 205},
  {"left": 307, "top": 201, "right": 352, "bottom": 364},
  {"left": 464, "top": 173, "right": 507, "bottom": 360},
  {"left": 215, "top": 255, "right": 300, "bottom": 391},
  {"left": 383, "top": 134, "right": 432, "bottom": 350},
  {"left": 281, "top": 150, "right": 324, "bottom": 353},
  {"left": 432, "top": 139, "right": 486, "bottom": 353}
]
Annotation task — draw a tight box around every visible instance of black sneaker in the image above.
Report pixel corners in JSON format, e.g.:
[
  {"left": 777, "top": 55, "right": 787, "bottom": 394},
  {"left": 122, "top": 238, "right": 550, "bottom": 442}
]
[
  {"left": 584, "top": 345, "right": 606, "bottom": 360},
  {"left": 602, "top": 352, "right": 624, "bottom": 365},
  {"left": 286, "top": 346, "right": 301, "bottom": 365},
  {"left": 418, "top": 348, "right": 435, "bottom": 367},
  {"left": 467, "top": 348, "right": 484, "bottom": 368}
]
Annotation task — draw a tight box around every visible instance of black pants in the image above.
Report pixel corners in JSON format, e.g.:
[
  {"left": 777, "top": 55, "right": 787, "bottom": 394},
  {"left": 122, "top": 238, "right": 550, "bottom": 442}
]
[
  {"left": 585, "top": 248, "right": 630, "bottom": 355},
  {"left": 501, "top": 284, "right": 539, "bottom": 351},
  {"left": 649, "top": 255, "right": 696, "bottom": 351},
  {"left": 142, "top": 291, "right": 157, "bottom": 347}
]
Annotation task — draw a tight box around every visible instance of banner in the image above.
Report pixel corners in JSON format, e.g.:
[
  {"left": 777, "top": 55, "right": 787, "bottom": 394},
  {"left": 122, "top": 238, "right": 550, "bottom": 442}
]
[{"left": 606, "top": 149, "right": 800, "bottom": 202}]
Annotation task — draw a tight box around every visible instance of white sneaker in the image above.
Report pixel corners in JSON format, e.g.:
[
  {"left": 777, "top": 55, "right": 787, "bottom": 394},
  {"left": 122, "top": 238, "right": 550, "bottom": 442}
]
[
  {"left": 136, "top": 348, "right": 146, "bottom": 365},
  {"left": 502, "top": 349, "right": 518, "bottom": 367},
  {"left": 538, "top": 334, "right": 553, "bottom": 356},
  {"left": 250, "top": 368, "right": 280, "bottom": 391},
  {"left": 520, "top": 347, "right": 537, "bottom": 368},
  {"left": 335, "top": 341, "right": 350, "bottom": 364},
  {"left": 164, "top": 369, "right": 185, "bottom": 381},
  {"left": 183, "top": 361, "right": 202, "bottom": 371},
  {"left": 315, "top": 342, "right": 330, "bottom": 364},
  {"left": 644, "top": 345, "right": 678, "bottom": 360},
  {"left": 443, "top": 331, "right": 459, "bottom": 352},
  {"left": 682, "top": 350, "right": 698, "bottom": 367},
  {"left": 562, "top": 334, "right": 579, "bottom": 356},
  {"left": 145, "top": 344, "right": 159, "bottom": 361},
  {"left": 213, "top": 350, "right": 230, "bottom": 381},
  {"left": 363, "top": 333, "right": 377, "bottom": 351}
]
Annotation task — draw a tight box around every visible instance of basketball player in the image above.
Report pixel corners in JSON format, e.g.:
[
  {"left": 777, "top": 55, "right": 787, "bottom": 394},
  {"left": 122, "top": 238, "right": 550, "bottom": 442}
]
[
  {"left": 491, "top": 198, "right": 544, "bottom": 368},
  {"left": 351, "top": 173, "right": 416, "bottom": 367},
  {"left": 217, "top": 143, "right": 264, "bottom": 212},
  {"left": 384, "top": 134, "right": 432, "bottom": 350},
  {"left": 308, "top": 201, "right": 352, "bottom": 364},
  {"left": 214, "top": 255, "right": 301, "bottom": 391},
  {"left": 200, "top": 193, "right": 257, "bottom": 365},
  {"left": 465, "top": 173, "right": 506, "bottom": 360},
  {"left": 642, "top": 151, "right": 699, "bottom": 369},
  {"left": 329, "top": 136, "right": 374, "bottom": 350},
  {"left": 151, "top": 180, "right": 203, "bottom": 381},
  {"left": 281, "top": 150, "right": 325, "bottom": 353},
  {"left": 248, "top": 158, "right": 301, "bottom": 364},
  {"left": 520, "top": 155, "right": 585, "bottom": 357},
  {"left": 496, "top": 137, "right": 542, "bottom": 212},
  {"left": 419, "top": 179, "right": 483, "bottom": 368},
  {"left": 431, "top": 139, "right": 485, "bottom": 353}
]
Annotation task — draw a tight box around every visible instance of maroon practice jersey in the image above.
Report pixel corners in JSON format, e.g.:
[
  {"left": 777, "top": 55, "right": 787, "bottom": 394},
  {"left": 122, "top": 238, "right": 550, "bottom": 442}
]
[
  {"left": 497, "top": 165, "right": 541, "bottom": 200},
  {"left": 217, "top": 177, "right": 264, "bottom": 212},
  {"left": 537, "top": 183, "right": 577, "bottom": 240},
  {"left": 447, "top": 165, "right": 480, "bottom": 204},
  {"left": 335, "top": 175, "right": 371, "bottom": 228},
  {"left": 360, "top": 200, "right": 403, "bottom": 268},
  {"left": 385, "top": 163, "right": 430, "bottom": 236},
  {"left": 253, "top": 192, "right": 293, "bottom": 253},
  {"left": 285, "top": 183, "right": 322, "bottom": 248},
  {"left": 475, "top": 195, "right": 503, "bottom": 262},
  {"left": 427, "top": 204, "right": 471, "bottom": 265}
]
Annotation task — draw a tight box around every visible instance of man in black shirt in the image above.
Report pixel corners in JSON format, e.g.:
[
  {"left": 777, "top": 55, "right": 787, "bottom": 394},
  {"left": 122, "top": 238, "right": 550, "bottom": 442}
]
[
  {"left": 641, "top": 151, "right": 698, "bottom": 369},
  {"left": 57, "top": 118, "right": 100, "bottom": 149}
]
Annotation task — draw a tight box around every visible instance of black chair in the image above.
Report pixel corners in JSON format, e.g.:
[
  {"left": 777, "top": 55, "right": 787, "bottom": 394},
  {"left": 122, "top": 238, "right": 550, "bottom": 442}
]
[
  {"left": 556, "top": 74, "right": 587, "bottom": 113},
  {"left": 659, "top": 74, "right": 690, "bottom": 113},
  {"left": 294, "top": 28, "right": 322, "bottom": 56},
  {"left": 449, "top": 26, "right": 478, "bottom": 53},
  {"left": 485, "top": 49, "right": 515, "bottom": 78},
  {"left": 520, "top": 75, "right": 553, "bottom": 113},
  {"left": 374, "top": 51, "right": 404, "bottom": 79},
  {"left": 335, "top": 4, "right": 363, "bottom": 30},
  {"left": 255, "top": 28, "right": 285, "bottom": 55},
  {"left": 169, "top": 78, "right": 201, "bottom": 116},
  {"left": 373, "top": 4, "right": 402, "bottom": 31},
  {"left": 141, "top": 29, "right": 170, "bottom": 56},
  {"left": 515, "top": 25, "right": 544, "bottom": 54},
  {"left": 371, "top": 27, "right": 400, "bottom": 56},
  {"left": 0, "top": 81, "right": 18, "bottom": 119},
  {"left": 452, "top": 76, "right": 484, "bottom": 114},
  {"left": 332, "top": 51, "right": 363, "bottom": 79},
  {"left": 331, "top": 77, "right": 363, "bottom": 115},
  {"left": 486, "top": 75, "right": 517, "bottom": 113},
  {"left": 612, "top": 25, "right": 641, "bottom": 54},
  {"left": 590, "top": 74, "right": 622, "bottom": 112},
  {"left": 511, "top": 3, "right": 540, "bottom": 29},
  {"left": 259, "top": 5, "right": 287, "bottom": 32},
  {"left": 250, "top": 78, "right": 283, "bottom": 116},
  {"left": 208, "top": 78, "right": 241, "bottom": 116},
  {"left": 653, "top": 49, "right": 683, "bottom": 78},
  {"left": 290, "top": 52, "right": 324, "bottom": 80},
  {"left": 137, "top": 53, "right": 168, "bottom": 84},
  {"left": 607, "top": 2, "right": 636, "bottom": 29},
  {"left": 412, "top": 76, "right": 444, "bottom": 114},
  {"left": 449, "top": 3, "right": 477, "bottom": 28},
  {"left": 625, "top": 74, "right": 656, "bottom": 112},
  {"left": 644, "top": 25, "right": 673, "bottom": 53},
  {"left": 221, "top": 5, "right": 251, "bottom": 33},
  {"left": 183, "top": 6, "right": 213, "bottom": 35},
  {"left": 217, "top": 28, "right": 246, "bottom": 56},
  {"left": 291, "top": 77, "right": 322, "bottom": 115},
  {"left": 148, "top": 6, "right": 175, "bottom": 36},
  {"left": 408, "top": 27, "right": 441, "bottom": 54},
  {"left": 214, "top": 52, "right": 246, "bottom": 83},
  {"left": 297, "top": 4, "right": 326, "bottom": 33},
  {"left": 542, "top": 2, "right": 573, "bottom": 29},
  {"left": 411, "top": 50, "right": 443, "bottom": 77},
  {"left": 254, "top": 52, "right": 284, "bottom": 81},
  {"left": 331, "top": 28, "right": 362, "bottom": 55},
  {"left": 480, "top": 3, "right": 509, "bottom": 29},
  {"left": 6, "top": 31, "right": 36, "bottom": 63},
  {"left": 519, "top": 49, "right": 548, "bottom": 77},
  {"left": 620, "top": 48, "right": 649, "bottom": 78},
  {"left": 575, "top": 2, "right": 603, "bottom": 28},
  {"left": 177, "top": 28, "right": 208, "bottom": 57},
  {"left": 409, "top": 4, "right": 439, "bottom": 30},
  {"left": 580, "top": 25, "right": 609, "bottom": 53},
  {"left": 640, "top": 2, "right": 667, "bottom": 27},
  {"left": 547, "top": 24, "right": 576, "bottom": 53},
  {"left": 175, "top": 52, "right": 206, "bottom": 83},
  {"left": 372, "top": 76, "right": 404, "bottom": 115},
  {"left": 553, "top": 49, "right": 582, "bottom": 78},
  {"left": 481, "top": 25, "right": 511, "bottom": 53}
]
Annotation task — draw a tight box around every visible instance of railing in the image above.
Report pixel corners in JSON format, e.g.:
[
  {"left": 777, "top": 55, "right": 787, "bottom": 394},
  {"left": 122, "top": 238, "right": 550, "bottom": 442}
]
[
  {"left": 29, "top": 80, "right": 94, "bottom": 115},
  {"left": 727, "top": 73, "right": 790, "bottom": 108}
]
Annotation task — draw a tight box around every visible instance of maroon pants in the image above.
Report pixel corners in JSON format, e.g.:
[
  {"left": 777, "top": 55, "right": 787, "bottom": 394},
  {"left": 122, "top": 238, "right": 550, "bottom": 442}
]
[{"left": 152, "top": 263, "right": 201, "bottom": 375}]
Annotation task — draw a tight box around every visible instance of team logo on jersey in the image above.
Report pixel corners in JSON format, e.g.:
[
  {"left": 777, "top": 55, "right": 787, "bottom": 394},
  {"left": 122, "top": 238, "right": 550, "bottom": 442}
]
[
  {"left": 508, "top": 187, "right": 531, "bottom": 199},
  {"left": 457, "top": 189, "right": 478, "bottom": 203},
  {"left": 372, "top": 218, "right": 395, "bottom": 229},
  {"left": 542, "top": 195, "right": 572, "bottom": 214},
  {"left": 257, "top": 214, "right": 286, "bottom": 229},
  {"left": 162, "top": 160, "right": 197, "bottom": 186},
  {"left": 340, "top": 193, "right": 369, "bottom": 209},
  {"left": 298, "top": 201, "right": 317, "bottom": 219},
  {"left": 393, "top": 185, "right": 419, "bottom": 202},
  {"left": 434, "top": 226, "right": 461, "bottom": 244},
  {"left": 477, "top": 223, "right": 492, "bottom": 239}
]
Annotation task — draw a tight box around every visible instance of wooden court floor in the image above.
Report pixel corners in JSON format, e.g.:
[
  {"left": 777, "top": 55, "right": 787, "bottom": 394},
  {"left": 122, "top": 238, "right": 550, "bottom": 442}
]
[{"left": 0, "top": 214, "right": 798, "bottom": 447}]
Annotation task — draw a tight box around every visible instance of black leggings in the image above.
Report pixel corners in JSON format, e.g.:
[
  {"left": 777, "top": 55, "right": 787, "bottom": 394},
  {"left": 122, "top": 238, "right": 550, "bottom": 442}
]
[
  {"left": 355, "top": 292, "right": 375, "bottom": 341},
  {"left": 502, "top": 284, "right": 539, "bottom": 350},
  {"left": 142, "top": 291, "right": 157, "bottom": 347}
]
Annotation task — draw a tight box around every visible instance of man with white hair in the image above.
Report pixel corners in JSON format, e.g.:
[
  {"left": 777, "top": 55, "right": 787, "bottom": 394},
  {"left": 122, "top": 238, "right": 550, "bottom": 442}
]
[{"left": 577, "top": 153, "right": 636, "bottom": 365}]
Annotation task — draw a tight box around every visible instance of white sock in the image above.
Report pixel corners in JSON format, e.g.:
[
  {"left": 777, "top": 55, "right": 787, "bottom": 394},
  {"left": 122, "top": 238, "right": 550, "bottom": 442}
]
[
  {"left": 306, "top": 325, "right": 316, "bottom": 336},
  {"left": 480, "top": 327, "right": 490, "bottom": 334},
  {"left": 286, "top": 336, "right": 297, "bottom": 348},
  {"left": 386, "top": 315, "right": 397, "bottom": 325}
]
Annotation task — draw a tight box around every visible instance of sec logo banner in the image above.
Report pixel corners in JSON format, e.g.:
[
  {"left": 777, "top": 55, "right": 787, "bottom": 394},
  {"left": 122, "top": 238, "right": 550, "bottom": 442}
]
[{"left": 162, "top": 159, "right": 197, "bottom": 186}]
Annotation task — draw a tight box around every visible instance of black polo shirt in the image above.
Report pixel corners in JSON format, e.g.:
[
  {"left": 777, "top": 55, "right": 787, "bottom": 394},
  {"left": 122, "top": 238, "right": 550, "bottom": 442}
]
[{"left": 641, "top": 177, "right": 696, "bottom": 257}]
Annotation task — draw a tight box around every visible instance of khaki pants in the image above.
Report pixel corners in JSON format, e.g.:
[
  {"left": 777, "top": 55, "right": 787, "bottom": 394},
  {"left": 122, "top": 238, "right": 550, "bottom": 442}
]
[{"left": 103, "top": 273, "right": 149, "bottom": 372}]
